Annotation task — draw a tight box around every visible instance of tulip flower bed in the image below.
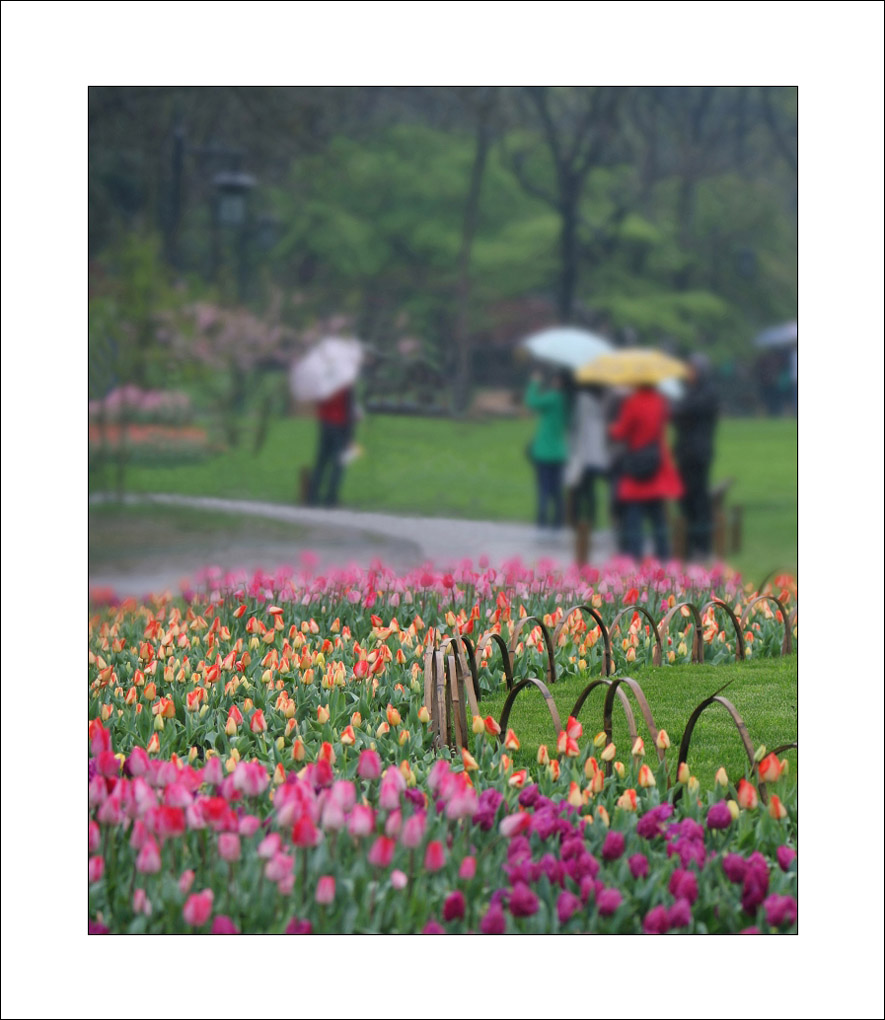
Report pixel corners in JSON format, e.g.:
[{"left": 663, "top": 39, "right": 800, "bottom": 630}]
[{"left": 88, "top": 559, "right": 797, "bottom": 933}]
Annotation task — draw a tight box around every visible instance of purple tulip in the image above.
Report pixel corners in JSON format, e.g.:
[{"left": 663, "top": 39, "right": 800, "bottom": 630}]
[
  {"left": 422, "top": 919, "right": 446, "bottom": 934},
  {"left": 722, "top": 853, "right": 748, "bottom": 884},
  {"left": 628, "top": 853, "right": 649, "bottom": 879},
  {"left": 284, "top": 917, "right": 312, "bottom": 934},
  {"left": 667, "top": 898, "right": 692, "bottom": 929},
  {"left": 557, "top": 890, "right": 581, "bottom": 924},
  {"left": 602, "top": 831, "right": 625, "bottom": 861},
  {"left": 596, "top": 887, "right": 623, "bottom": 917},
  {"left": 442, "top": 891, "right": 466, "bottom": 923},
  {"left": 776, "top": 845, "right": 797, "bottom": 872},
  {"left": 669, "top": 868, "right": 699, "bottom": 905},
  {"left": 509, "top": 882, "right": 540, "bottom": 918},
  {"left": 643, "top": 904, "right": 670, "bottom": 935},
  {"left": 764, "top": 894, "right": 797, "bottom": 927},
  {"left": 706, "top": 800, "right": 733, "bottom": 830},
  {"left": 480, "top": 901, "right": 507, "bottom": 934}
]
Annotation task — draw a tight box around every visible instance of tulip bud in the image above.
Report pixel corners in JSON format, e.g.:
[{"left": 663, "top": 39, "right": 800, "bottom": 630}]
[
  {"left": 616, "top": 788, "right": 638, "bottom": 812},
  {"left": 753, "top": 743, "right": 767, "bottom": 763},
  {"left": 537, "top": 744, "right": 550, "bottom": 766},
  {"left": 727, "top": 799, "right": 740, "bottom": 821},
  {"left": 472, "top": 715, "right": 485, "bottom": 735},
  {"left": 483, "top": 715, "right": 501, "bottom": 737},
  {"left": 613, "top": 761, "right": 626, "bottom": 779},
  {"left": 375, "top": 721, "right": 390, "bottom": 738},
  {"left": 317, "top": 705, "right": 330, "bottom": 725},
  {"left": 340, "top": 725, "right": 356, "bottom": 746},
  {"left": 715, "top": 766, "right": 729, "bottom": 788},
  {"left": 601, "top": 742, "right": 616, "bottom": 762},
  {"left": 291, "top": 738, "right": 306, "bottom": 762},
  {"left": 655, "top": 729, "right": 670, "bottom": 750},
  {"left": 677, "top": 762, "right": 691, "bottom": 785},
  {"left": 547, "top": 759, "right": 561, "bottom": 781},
  {"left": 275, "top": 736, "right": 285, "bottom": 752},
  {"left": 593, "top": 731, "right": 607, "bottom": 749},
  {"left": 153, "top": 715, "right": 165, "bottom": 731},
  {"left": 504, "top": 729, "right": 520, "bottom": 752},
  {"left": 631, "top": 736, "right": 645, "bottom": 758},
  {"left": 637, "top": 763, "right": 656, "bottom": 788},
  {"left": 386, "top": 704, "right": 402, "bottom": 727},
  {"left": 568, "top": 782, "right": 583, "bottom": 809},
  {"left": 461, "top": 748, "right": 479, "bottom": 771},
  {"left": 417, "top": 705, "right": 431, "bottom": 724},
  {"left": 688, "top": 776, "right": 700, "bottom": 795},
  {"left": 397, "top": 729, "right": 410, "bottom": 747},
  {"left": 595, "top": 805, "right": 610, "bottom": 827},
  {"left": 768, "top": 794, "right": 788, "bottom": 820}
]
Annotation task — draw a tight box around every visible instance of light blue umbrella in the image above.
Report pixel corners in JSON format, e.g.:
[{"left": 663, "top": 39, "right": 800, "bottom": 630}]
[{"left": 521, "top": 326, "right": 613, "bottom": 370}]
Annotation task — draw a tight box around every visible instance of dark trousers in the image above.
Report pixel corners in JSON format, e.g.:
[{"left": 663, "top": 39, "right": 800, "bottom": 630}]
[
  {"left": 623, "top": 499, "right": 669, "bottom": 560},
  {"left": 308, "top": 423, "right": 350, "bottom": 507},
  {"left": 679, "top": 458, "right": 713, "bottom": 558},
  {"left": 534, "top": 460, "right": 564, "bottom": 529},
  {"left": 570, "top": 467, "right": 606, "bottom": 527}
]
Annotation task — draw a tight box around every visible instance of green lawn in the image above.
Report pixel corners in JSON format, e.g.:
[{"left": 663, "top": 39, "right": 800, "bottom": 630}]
[
  {"left": 478, "top": 656, "right": 798, "bottom": 792},
  {"left": 95, "top": 412, "right": 796, "bottom": 583}
]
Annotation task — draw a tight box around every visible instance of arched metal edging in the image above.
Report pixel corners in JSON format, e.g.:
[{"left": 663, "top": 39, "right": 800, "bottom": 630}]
[
  {"left": 658, "top": 601, "right": 703, "bottom": 664},
  {"left": 602, "top": 676, "right": 667, "bottom": 767},
  {"left": 740, "top": 594, "right": 793, "bottom": 656},
  {"left": 507, "top": 615, "right": 558, "bottom": 687},
  {"left": 497, "top": 677, "right": 563, "bottom": 741},
  {"left": 675, "top": 689, "right": 772, "bottom": 804},
  {"left": 787, "top": 607, "right": 798, "bottom": 640},
  {"left": 610, "top": 605, "right": 663, "bottom": 667},
  {"left": 473, "top": 630, "right": 516, "bottom": 693},
  {"left": 552, "top": 604, "right": 614, "bottom": 677},
  {"left": 439, "top": 633, "right": 481, "bottom": 720},
  {"left": 699, "top": 599, "right": 747, "bottom": 661},
  {"left": 770, "top": 741, "right": 798, "bottom": 758}
]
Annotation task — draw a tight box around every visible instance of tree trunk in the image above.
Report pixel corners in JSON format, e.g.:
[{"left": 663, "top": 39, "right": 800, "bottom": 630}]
[
  {"left": 557, "top": 188, "right": 579, "bottom": 322},
  {"left": 452, "top": 96, "right": 494, "bottom": 415}
]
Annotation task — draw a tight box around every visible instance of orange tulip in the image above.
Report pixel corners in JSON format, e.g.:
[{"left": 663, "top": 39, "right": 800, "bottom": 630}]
[
  {"left": 758, "top": 752, "right": 786, "bottom": 784},
  {"left": 503, "top": 729, "right": 520, "bottom": 752},
  {"left": 617, "top": 788, "right": 638, "bottom": 812},
  {"left": 340, "top": 725, "right": 356, "bottom": 746},
  {"left": 736, "top": 778, "right": 759, "bottom": 810},
  {"left": 483, "top": 715, "right": 501, "bottom": 737},
  {"left": 637, "top": 763, "right": 656, "bottom": 788},
  {"left": 537, "top": 745, "right": 550, "bottom": 766},
  {"left": 386, "top": 704, "right": 402, "bottom": 727},
  {"left": 461, "top": 747, "right": 479, "bottom": 772},
  {"left": 250, "top": 709, "right": 268, "bottom": 733},
  {"left": 768, "top": 794, "right": 788, "bottom": 820}
]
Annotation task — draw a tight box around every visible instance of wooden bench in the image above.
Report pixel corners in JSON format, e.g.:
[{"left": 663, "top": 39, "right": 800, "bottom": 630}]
[{"left": 671, "top": 476, "right": 743, "bottom": 560}]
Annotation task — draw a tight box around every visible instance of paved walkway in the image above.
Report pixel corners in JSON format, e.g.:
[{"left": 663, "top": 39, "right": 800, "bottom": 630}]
[{"left": 89, "top": 493, "right": 617, "bottom": 598}]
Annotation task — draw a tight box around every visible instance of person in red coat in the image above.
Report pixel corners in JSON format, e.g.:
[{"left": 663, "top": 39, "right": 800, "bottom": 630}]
[
  {"left": 307, "top": 386, "right": 355, "bottom": 507},
  {"left": 609, "top": 385, "right": 683, "bottom": 560}
]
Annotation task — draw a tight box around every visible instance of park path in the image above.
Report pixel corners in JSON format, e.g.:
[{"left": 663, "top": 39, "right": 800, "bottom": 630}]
[{"left": 89, "top": 492, "right": 617, "bottom": 599}]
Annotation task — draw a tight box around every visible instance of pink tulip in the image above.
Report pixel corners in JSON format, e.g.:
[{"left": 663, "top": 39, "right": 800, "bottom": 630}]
[
  {"left": 218, "top": 833, "right": 241, "bottom": 862},
  {"left": 96, "top": 750, "right": 121, "bottom": 778},
  {"left": 400, "top": 812, "right": 427, "bottom": 849},
  {"left": 127, "top": 746, "right": 150, "bottom": 777},
  {"left": 135, "top": 838, "right": 162, "bottom": 874},
  {"left": 320, "top": 797, "right": 347, "bottom": 832},
  {"left": 88, "top": 821, "right": 101, "bottom": 854},
  {"left": 458, "top": 856, "right": 477, "bottom": 881},
  {"left": 265, "top": 852, "right": 294, "bottom": 883},
  {"left": 367, "top": 836, "right": 396, "bottom": 869},
  {"left": 391, "top": 869, "right": 408, "bottom": 890},
  {"left": 164, "top": 781, "right": 193, "bottom": 808},
  {"left": 347, "top": 804, "right": 375, "bottom": 839},
  {"left": 499, "top": 812, "right": 532, "bottom": 839},
  {"left": 202, "top": 755, "right": 224, "bottom": 786},
  {"left": 238, "top": 815, "right": 261, "bottom": 837},
  {"left": 232, "top": 761, "right": 269, "bottom": 797},
  {"left": 182, "top": 889, "right": 214, "bottom": 927},
  {"left": 132, "top": 889, "right": 152, "bottom": 917},
  {"left": 316, "top": 876, "right": 336, "bottom": 905},
  {"left": 88, "top": 856, "right": 105, "bottom": 884},
  {"left": 178, "top": 870, "right": 196, "bottom": 895},
  {"left": 384, "top": 809, "right": 403, "bottom": 838},
  {"left": 424, "top": 840, "right": 446, "bottom": 872},
  {"left": 357, "top": 750, "right": 382, "bottom": 780},
  {"left": 258, "top": 832, "right": 282, "bottom": 860}
]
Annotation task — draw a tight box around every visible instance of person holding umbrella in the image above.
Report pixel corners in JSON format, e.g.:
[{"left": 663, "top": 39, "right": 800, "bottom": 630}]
[
  {"left": 577, "top": 349, "right": 687, "bottom": 560},
  {"left": 290, "top": 336, "right": 364, "bottom": 508}
]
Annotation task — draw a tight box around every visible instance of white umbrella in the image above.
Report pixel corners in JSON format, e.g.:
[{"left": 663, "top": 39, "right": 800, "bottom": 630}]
[
  {"left": 754, "top": 321, "right": 797, "bottom": 348},
  {"left": 521, "top": 326, "right": 613, "bottom": 370},
  {"left": 290, "top": 337, "right": 364, "bottom": 403}
]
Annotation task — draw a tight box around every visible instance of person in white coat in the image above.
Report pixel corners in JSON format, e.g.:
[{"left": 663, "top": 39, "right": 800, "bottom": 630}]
[{"left": 564, "top": 384, "right": 612, "bottom": 564}]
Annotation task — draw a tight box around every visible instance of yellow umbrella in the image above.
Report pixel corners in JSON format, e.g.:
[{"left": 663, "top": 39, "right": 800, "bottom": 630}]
[{"left": 575, "top": 348, "right": 690, "bottom": 386}]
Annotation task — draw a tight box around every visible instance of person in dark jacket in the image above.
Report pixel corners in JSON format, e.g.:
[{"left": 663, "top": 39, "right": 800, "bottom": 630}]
[
  {"left": 671, "top": 353, "right": 719, "bottom": 560},
  {"left": 307, "top": 386, "right": 355, "bottom": 507}
]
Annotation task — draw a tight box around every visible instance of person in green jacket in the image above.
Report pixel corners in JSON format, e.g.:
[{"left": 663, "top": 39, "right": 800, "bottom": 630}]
[{"left": 525, "top": 369, "right": 570, "bottom": 537}]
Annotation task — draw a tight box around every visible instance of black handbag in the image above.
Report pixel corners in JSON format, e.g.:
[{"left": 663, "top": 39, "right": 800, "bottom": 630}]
[{"left": 622, "top": 441, "right": 661, "bottom": 481}]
